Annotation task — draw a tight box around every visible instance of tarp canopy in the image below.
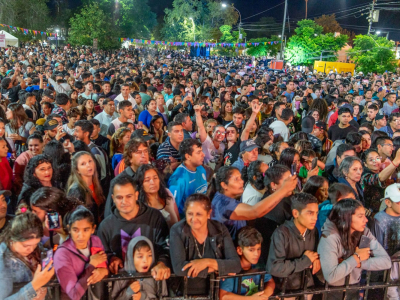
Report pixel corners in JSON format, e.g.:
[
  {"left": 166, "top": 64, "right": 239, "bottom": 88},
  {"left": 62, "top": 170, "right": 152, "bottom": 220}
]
[{"left": 0, "top": 30, "right": 19, "bottom": 47}]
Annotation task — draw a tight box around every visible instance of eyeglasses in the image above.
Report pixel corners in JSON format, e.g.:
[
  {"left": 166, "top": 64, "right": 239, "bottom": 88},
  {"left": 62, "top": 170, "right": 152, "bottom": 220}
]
[
  {"left": 226, "top": 130, "right": 236, "bottom": 134},
  {"left": 383, "top": 144, "right": 394, "bottom": 148},
  {"left": 133, "top": 150, "right": 149, "bottom": 156},
  {"left": 216, "top": 131, "right": 226, "bottom": 136},
  {"left": 368, "top": 157, "right": 382, "bottom": 163}
]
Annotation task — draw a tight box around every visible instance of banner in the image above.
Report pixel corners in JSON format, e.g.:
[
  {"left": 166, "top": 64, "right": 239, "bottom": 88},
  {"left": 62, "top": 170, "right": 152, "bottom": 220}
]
[
  {"left": 0, "top": 23, "right": 54, "bottom": 37},
  {"left": 0, "top": 34, "right": 5, "bottom": 48},
  {"left": 121, "top": 38, "right": 282, "bottom": 48}
]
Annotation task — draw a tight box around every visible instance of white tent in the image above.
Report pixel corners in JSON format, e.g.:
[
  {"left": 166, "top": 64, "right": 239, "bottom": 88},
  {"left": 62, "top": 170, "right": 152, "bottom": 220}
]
[{"left": 0, "top": 30, "right": 19, "bottom": 47}]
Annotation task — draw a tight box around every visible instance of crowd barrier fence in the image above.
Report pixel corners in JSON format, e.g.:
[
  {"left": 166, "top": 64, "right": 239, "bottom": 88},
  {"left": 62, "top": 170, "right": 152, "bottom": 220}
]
[{"left": 14, "top": 256, "right": 400, "bottom": 300}]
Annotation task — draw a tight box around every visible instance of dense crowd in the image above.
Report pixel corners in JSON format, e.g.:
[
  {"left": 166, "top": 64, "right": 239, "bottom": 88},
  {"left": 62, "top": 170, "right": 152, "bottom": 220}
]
[{"left": 0, "top": 45, "right": 399, "bottom": 300}]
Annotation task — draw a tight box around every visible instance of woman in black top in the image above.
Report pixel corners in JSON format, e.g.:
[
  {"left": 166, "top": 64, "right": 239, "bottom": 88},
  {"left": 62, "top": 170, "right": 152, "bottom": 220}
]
[{"left": 170, "top": 194, "right": 241, "bottom": 296}]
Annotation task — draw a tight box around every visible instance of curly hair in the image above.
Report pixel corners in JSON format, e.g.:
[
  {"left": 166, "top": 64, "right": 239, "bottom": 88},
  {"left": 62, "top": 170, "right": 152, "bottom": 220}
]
[
  {"left": 245, "top": 160, "right": 266, "bottom": 190},
  {"left": 23, "top": 154, "right": 54, "bottom": 188},
  {"left": 309, "top": 98, "right": 328, "bottom": 121}
]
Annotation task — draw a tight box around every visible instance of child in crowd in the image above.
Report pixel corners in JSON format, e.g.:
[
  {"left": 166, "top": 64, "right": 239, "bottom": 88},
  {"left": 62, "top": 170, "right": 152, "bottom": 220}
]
[
  {"left": 111, "top": 236, "right": 168, "bottom": 300},
  {"left": 220, "top": 226, "right": 275, "bottom": 299},
  {"left": 62, "top": 107, "right": 81, "bottom": 135},
  {"left": 298, "top": 149, "right": 325, "bottom": 182},
  {"left": 267, "top": 193, "right": 320, "bottom": 299}
]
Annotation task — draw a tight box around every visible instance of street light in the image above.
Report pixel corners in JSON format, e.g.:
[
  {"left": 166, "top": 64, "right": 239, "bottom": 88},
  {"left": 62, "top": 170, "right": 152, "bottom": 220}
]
[
  {"left": 189, "top": 17, "right": 195, "bottom": 42},
  {"left": 377, "top": 31, "right": 381, "bottom": 35},
  {"left": 221, "top": 3, "right": 242, "bottom": 43},
  {"left": 55, "top": 29, "right": 59, "bottom": 49}
]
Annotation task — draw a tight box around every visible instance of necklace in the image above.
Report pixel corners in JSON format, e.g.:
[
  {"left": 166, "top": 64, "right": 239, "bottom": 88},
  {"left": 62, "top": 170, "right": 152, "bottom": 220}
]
[{"left": 194, "top": 237, "right": 206, "bottom": 258}]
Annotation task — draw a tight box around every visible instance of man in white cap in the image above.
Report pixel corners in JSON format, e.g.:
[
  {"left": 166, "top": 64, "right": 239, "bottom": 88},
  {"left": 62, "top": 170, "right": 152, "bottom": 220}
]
[{"left": 373, "top": 183, "right": 400, "bottom": 299}]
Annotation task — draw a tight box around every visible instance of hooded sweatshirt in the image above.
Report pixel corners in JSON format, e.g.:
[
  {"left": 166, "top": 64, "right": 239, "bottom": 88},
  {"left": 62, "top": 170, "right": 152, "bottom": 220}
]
[
  {"left": 317, "top": 218, "right": 391, "bottom": 286},
  {"left": 53, "top": 235, "right": 106, "bottom": 300},
  {"left": 111, "top": 236, "right": 168, "bottom": 300},
  {"left": 97, "top": 202, "right": 170, "bottom": 267}
]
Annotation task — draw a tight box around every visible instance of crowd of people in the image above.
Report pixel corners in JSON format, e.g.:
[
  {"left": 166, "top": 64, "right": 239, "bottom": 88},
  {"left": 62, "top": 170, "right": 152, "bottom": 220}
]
[{"left": 0, "top": 44, "right": 399, "bottom": 300}]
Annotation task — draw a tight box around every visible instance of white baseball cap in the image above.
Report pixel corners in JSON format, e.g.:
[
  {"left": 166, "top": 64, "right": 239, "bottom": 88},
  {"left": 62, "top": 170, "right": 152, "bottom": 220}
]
[{"left": 381, "top": 183, "right": 400, "bottom": 203}]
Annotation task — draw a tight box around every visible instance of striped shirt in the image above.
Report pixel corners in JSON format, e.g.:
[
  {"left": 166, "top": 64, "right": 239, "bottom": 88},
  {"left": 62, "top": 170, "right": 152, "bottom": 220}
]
[{"left": 156, "top": 137, "right": 181, "bottom": 162}]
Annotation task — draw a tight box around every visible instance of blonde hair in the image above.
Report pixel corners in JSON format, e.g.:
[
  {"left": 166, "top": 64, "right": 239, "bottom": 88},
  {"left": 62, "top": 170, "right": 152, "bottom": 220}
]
[{"left": 110, "top": 127, "right": 131, "bottom": 157}]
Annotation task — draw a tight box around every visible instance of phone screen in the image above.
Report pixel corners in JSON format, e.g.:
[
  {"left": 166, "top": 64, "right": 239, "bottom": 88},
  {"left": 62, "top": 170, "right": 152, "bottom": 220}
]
[
  {"left": 47, "top": 211, "right": 60, "bottom": 230},
  {"left": 41, "top": 249, "right": 53, "bottom": 269}
]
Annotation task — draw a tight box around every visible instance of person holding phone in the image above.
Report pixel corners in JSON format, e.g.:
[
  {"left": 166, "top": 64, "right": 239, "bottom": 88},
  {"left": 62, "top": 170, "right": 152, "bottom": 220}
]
[
  {"left": 0, "top": 211, "right": 54, "bottom": 300},
  {"left": 318, "top": 199, "right": 391, "bottom": 298},
  {"left": 54, "top": 206, "right": 108, "bottom": 300}
]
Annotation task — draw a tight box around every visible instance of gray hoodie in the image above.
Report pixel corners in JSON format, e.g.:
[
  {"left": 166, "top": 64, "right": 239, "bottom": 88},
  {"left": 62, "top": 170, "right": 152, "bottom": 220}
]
[
  {"left": 317, "top": 219, "right": 391, "bottom": 286},
  {"left": 111, "top": 236, "right": 168, "bottom": 300}
]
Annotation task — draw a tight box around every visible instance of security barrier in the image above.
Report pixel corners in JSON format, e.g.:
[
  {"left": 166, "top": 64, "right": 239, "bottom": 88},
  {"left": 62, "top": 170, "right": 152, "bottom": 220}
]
[{"left": 13, "top": 257, "right": 400, "bottom": 299}]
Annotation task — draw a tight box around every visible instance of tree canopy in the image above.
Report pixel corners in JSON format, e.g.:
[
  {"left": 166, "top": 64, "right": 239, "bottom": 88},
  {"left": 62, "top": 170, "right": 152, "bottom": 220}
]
[
  {"left": 68, "top": 4, "right": 118, "bottom": 49},
  {"left": 285, "top": 20, "right": 348, "bottom": 66},
  {"left": 348, "top": 34, "right": 397, "bottom": 74},
  {"left": 314, "top": 14, "right": 355, "bottom": 46}
]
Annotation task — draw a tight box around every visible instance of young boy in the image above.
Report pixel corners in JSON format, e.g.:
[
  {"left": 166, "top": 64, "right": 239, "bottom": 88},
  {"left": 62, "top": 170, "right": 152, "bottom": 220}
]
[
  {"left": 298, "top": 149, "right": 325, "bottom": 183},
  {"left": 220, "top": 227, "right": 275, "bottom": 299},
  {"left": 267, "top": 193, "right": 320, "bottom": 299},
  {"left": 111, "top": 236, "right": 167, "bottom": 300},
  {"left": 62, "top": 107, "right": 81, "bottom": 135}
]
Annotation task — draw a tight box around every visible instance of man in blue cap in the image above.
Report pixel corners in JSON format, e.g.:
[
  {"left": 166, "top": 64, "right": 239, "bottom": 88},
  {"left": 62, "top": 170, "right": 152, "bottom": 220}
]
[
  {"left": 231, "top": 139, "right": 259, "bottom": 172},
  {"left": 225, "top": 69, "right": 236, "bottom": 84}
]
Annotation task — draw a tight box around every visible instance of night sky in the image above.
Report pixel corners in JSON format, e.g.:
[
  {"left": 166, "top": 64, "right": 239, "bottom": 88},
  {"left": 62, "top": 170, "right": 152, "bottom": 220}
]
[{"left": 65, "top": 0, "right": 400, "bottom": 41}]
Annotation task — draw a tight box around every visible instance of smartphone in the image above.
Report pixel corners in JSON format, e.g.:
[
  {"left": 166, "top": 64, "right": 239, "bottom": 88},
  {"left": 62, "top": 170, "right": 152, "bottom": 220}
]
[
  {"left": 359, "top": 235, "right": 371, "bottom": 249},
  {"left": 290, "top": 163, "right": 297, "bottom": 175},
  {"left": 41, "top": 249, "right": 53, "bottom": 269},
  {"left": 91, "top": 247, "right": 107, "bottom": 268},
  {"left": 47, "top": 211, "right": 60, "bottom": 230},
  {"left": 311, "top": 157, "right": 318, "bottom": 170}
]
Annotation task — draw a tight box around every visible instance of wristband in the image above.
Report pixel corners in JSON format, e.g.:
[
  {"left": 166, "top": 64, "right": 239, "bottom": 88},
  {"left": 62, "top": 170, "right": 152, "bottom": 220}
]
[
  {"left": 354, "top": 252, "right": 361, "bottom": 263},
  {"left": 392, "top": 161, "right": 399, "bottom": 168}
]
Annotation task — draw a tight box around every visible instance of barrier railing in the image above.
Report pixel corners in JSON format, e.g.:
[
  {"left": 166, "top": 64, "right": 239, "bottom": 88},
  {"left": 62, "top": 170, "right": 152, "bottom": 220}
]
[{"left": 13, "top": 257, "right": 400, "bottom": 300}]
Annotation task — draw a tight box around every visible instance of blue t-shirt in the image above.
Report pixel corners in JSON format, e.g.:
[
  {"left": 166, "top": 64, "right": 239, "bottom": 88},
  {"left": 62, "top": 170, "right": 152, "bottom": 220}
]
[
  {"left": 168, "top": 164, "right": 208, "bottom": 217},
  {"left": 220, "top": 272, "right": 272, "bottom": 296},
  {"left": 211, "top": 192, "right": 246, "bottom": 238},
  {"left": 138, "top": 110, "right": 163, "bottom": 129},
  {"left": 111, "top": 153, "right": 123, "bottom": 170},
  {"left": 317, "top": 199, "right": 333, "bottom": 235}
]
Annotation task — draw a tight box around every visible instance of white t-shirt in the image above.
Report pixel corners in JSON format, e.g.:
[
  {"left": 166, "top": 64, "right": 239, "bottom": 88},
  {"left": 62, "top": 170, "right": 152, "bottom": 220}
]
[
  {"left": 242, "top": 184, "right": 264, "bottom": 206},
  {"left": 62, "top": 124, "right": 75, "bottom": 135},
  {"left": 202, "top": 135, "right": 225, "bottom": 165},
  {"left": 269, "top": 120, "right": 290, "bottom": 142}
]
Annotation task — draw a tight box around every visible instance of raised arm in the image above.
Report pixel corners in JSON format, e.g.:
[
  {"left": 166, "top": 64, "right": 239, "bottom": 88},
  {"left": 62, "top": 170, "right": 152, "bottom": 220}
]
[
  {"left": 230, "top": 175, "right": 298, "bottom": 220},
  {"left": 194, "top": 105, "right": 208, "bottom": 143},
  {"left": 241, "top": 102, "right": 262, "bottom": 141}
]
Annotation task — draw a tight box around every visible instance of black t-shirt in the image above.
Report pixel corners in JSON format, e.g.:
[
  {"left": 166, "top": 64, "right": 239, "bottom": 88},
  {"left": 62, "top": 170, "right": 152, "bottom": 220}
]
[
  {"left": 223, "top": 139, "right": 241, "bottom": 166},
  {"left": 2, "top": 85, "right": 21, "bottom": 103},
  {"left": 328, "top": 124, "right": 358, "bottom": 142}
]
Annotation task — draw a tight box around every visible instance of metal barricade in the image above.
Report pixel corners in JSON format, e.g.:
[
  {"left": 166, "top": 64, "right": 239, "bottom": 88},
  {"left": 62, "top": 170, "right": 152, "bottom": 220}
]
[{"left": 12, "top": 257, "right": 400, "bottom": 299}]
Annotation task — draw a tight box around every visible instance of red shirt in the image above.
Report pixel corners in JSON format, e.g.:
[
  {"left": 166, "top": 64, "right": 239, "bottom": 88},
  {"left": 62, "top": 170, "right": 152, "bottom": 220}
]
[{"left": 0, "top": 158, "right": 12, "bottom": 190}]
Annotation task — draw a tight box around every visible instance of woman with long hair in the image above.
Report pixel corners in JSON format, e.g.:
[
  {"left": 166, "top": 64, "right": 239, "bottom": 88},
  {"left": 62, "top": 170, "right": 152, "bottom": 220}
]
[
  {"left": 54, "top": 206, "right": 108, "bottom": 300},
  {"left": 5, "top": 103, "right": 36, "bottom": 155},
  {"left": 30, "top": 187, "right": 81, "bottom": 248},
  {"left": 149, "top": 115, "right": 166, "bottom": 143},
  {"left": 110, "top": 127, "right": 131, "bottom": 170},
  {"left": 0, "top": 211, "right": 54, "bottom": 299},
  {"left": 18, "top": 154, "right": 56, "bottom": 206},
  {"left": 42, "top": 140, "right": 71, "bottom": 189},
  {"left": 170, "top": 194, "right": 241, "bottom": 295},
  {"left": 318, "top": 199, "right": 391, "bottom": 297},
  {"left": 13, "top": 133, "right": 44, "bottom": 194},
  {"left": 67, "top": 151, "right": 105, "bottom": 223},
  {"left": 79, "top": 99, "right": 97, "bottom": 120},
  {"left": 302, "top": 175, "right": 329, "bottom": 204},
  {"left": 269, "top": 141, "right": 288, "bottom": 167},
  {"left": 217, "top": 100, "right": 233, "bottom": 126},
  {"left": 309, "top": 98, "right": 328, "bottom": 122},
  {"left": 278, "top": 147, "right": 302, "bottom": 190},
  {"left": 135, "top": 164, "right": 179, "bottom": 228}
]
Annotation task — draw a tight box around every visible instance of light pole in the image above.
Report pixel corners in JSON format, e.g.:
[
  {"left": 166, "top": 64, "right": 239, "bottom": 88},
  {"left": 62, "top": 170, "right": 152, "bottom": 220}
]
[
  {"left": 221, "top": 3, "right": 242, "bottom": 43},
  {"left": 189, "top": 17, "right": 195, "bottom": 42},
  {"left": 305, "top": 0, "right": 308, "bottom": 19},
  {"left": 55, "top": 29, "right": 59, "bottom": 49},
  {"left": 280, "top": 0, "right": 288, "bottom": 60},
  {"left": 376, "top": 30, "right": 389, "bottom": 39}
]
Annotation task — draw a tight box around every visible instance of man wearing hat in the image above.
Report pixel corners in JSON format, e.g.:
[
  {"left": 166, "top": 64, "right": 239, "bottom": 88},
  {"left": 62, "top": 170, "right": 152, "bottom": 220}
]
[
  {"left": 231, "top": 139, "right": 259, "bottom": 172},
  {"left": 374, "top": 183, "right": 400, "bottom": 300},
  {"left": 374, "top": 114, "right": 387, "bottom": 131},
  {"left": 301, "top": 116, "right": 322, "bottom": 155},
  {"left": 0, "top": 190, "right": 13, "bottom": 235},
  {"left": 43, "top": 118, "right": 66, "bottom": 144},
  {"left": 131, "top": 129, "right": 155, "bottom": 145},
  {"left": 225, "top": 69, "right": 236, "bottom": 84}
]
